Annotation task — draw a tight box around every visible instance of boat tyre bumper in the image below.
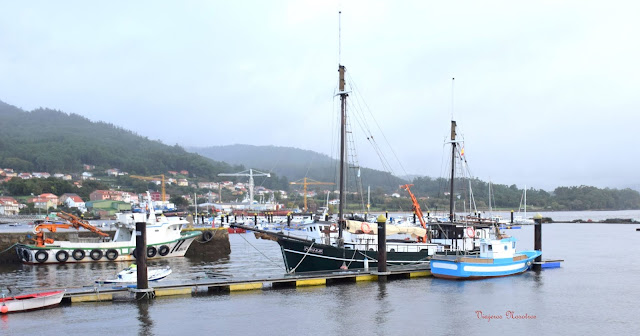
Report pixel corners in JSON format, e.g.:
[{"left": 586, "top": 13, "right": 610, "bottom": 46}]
[{"left": 72, "top": 249, "right": 86, "bottom": 261}]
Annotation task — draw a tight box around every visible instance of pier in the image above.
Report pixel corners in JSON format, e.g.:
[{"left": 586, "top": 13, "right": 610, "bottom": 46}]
[{"left": 63, "top": 265, "right": 432, "bottom": 303}]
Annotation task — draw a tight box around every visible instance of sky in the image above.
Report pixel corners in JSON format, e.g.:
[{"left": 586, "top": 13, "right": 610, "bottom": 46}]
[{"left": 1, "top": 1, "right": 639, "bottom": 191}]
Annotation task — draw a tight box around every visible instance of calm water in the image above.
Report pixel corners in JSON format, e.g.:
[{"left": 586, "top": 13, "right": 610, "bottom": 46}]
[{"left": 1, "top": 214, "right": 639, "bottom": 335}]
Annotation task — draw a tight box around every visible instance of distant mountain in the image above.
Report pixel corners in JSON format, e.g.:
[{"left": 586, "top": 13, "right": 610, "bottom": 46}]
[
  {"left": 0, "top": 100, "right": 238, "bottom": 179},
  {"left": 189, "top": 144, "right": 408, "bottom": 192}
]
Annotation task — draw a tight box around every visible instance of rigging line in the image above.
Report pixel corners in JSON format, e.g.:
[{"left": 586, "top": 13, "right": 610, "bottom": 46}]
[
  {"left": 345, "top": 89, "right": 400, "bottom": 185},
  {"left": 238, "top": 232, "right": 286, "bottom": 270},
  {"left": 347, "top": 73, "right": 410, "bottom": 178}
]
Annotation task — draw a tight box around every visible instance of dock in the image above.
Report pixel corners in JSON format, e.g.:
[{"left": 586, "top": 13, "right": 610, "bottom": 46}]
[{"left": 63, "top": 265, "right": 431, "bottom": 303}]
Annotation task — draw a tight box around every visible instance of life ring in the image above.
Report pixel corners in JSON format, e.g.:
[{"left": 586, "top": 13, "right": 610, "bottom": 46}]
[
  {"left": 21, "top": 249, "right": 31, "bottom": 263},
  {"left": 147, "top": 246, "right": 157, "bottom": 258},
  {"left": 72, "top": 249, "right": 86, "bottom": 261},
  {"left": 361, "top": 222, "right": 372, "bottom": 234},
  {"left": 90, "top": 249, "right": 103, "bottom": 261},
  {"left": 105, "top": 249, "right": 119, "bottom": 261},
  {"left": 330, "top": 224, "right": 337, "bottom": 232},
  {"left": 35, "top": 250, "right": 49, "bottom": 263},
  {"left": 55, "top": 250, "right": 69, "bottom": 263},
  {"left": 466, "top": 227, "right": 475, "bottom": 238},
  {"left": 158, "top": 245, "right": 170, "bottom": 256},
  {"left": 202, "top": 231, "right": 214, "bottom": 241}
]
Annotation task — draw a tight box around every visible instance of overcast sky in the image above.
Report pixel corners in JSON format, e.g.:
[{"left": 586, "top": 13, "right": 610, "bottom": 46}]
[{"left": 2, "top": 1, "right": 639, "bottom": 191}]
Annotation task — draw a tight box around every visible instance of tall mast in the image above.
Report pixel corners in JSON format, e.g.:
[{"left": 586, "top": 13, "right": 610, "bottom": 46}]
[
  {"left": 338, "top": 64, "right": 347, "bottom": 241},
  {"left": 449, "top": 120, "right": 456, "bottom": 222}
]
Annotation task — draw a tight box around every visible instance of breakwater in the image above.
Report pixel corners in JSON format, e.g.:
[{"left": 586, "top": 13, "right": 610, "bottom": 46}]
[{"left": 0, "top": 228, "right": 230, "bottom": 264}]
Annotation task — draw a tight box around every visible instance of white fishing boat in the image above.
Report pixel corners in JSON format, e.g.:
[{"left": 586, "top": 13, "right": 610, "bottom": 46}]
[
  {"left": 1, "top": 290, "right": 64, "bottom": 314},
  {"left": 97, "top": 265, "right": 172, "bottom": 284},
  {"left": 16, "top": 192, "right": 201, "bottom": 264}
]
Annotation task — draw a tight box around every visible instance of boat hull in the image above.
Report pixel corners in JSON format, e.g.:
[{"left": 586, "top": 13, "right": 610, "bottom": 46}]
[
  {"left": 16, "top": 232, "right": 200, "bottom": 264},
  {"left": 430, "top": 250, "right": 541, "bottom": 280},
  {"left": 0, "top": 290, "right": 64, "bottom": 314},
  {"left": 277, "top": 236, "right": 431, "bottom": 273}
]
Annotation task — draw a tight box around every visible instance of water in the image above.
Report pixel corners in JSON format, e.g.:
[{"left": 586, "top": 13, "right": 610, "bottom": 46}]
[{"left": 1, "top": 213, "right": 640, "bottom": 335}]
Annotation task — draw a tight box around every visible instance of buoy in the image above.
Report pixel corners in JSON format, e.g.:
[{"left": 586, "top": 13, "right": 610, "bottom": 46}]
[{"left": 1, "top": 305, "right": 8, "bottom": 314}]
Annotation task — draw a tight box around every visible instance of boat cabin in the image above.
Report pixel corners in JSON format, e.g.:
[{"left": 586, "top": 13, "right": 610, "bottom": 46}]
[{"left": 478, "top": 237, "right": 517, "bottom": 259}]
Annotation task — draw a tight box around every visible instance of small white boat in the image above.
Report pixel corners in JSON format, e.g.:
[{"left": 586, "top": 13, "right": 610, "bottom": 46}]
[
  {"left": 98, "top": 265, "right": 172, "bottom": 284},
  {"left": 1, "top": 290, "right": 65, "bottom": 314}
]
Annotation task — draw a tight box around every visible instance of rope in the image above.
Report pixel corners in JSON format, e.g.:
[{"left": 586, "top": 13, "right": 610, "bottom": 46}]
[
  {"left": 0, "top": 243, "right": 19, "bottom": 255},
  {"left": 288, "top": 241, "right": 316, "bottom": 274},
  {"left": 237, "top": 233, "right": 286, "bottom": 271}
]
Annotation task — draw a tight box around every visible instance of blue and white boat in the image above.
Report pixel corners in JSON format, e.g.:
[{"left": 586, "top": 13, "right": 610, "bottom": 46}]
[{"left": 430, "top": 235, "right": 541, "bottom": 279}]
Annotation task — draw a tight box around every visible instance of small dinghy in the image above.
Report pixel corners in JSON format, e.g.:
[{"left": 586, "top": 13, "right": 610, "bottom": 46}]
[
  {"left": 98, "top": 264, "right": 172, "bottom": 284},
  {"left": 1, "top": 290, "right": 65, "bottom": 314}
]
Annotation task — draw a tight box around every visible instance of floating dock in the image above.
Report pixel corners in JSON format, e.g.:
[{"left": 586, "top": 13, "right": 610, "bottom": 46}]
[{"left": 63, "top": 265, "right": 431, "bottom": 303}]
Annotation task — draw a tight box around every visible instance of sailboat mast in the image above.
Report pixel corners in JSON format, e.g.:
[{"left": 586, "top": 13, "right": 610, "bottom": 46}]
[
  {"left": 449, "top": 120, "right": 456, "bottom": 222},
  {"left": 338, "top": 64, "right": 347, "bottom": 240}
]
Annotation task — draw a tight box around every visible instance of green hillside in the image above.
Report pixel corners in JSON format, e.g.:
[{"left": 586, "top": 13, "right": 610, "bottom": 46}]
[{"left": 0, "top": 100, "right": 236, "bottom": 179}]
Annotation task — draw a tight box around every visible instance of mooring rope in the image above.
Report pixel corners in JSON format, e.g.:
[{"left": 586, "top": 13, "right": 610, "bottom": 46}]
[
  {"left": 288, "top": 241, "right": 316, "bottom": 274},
  {"left": 0, "top": 243, "right": 18, "bottom": 255},
  {"left": 237, "top": 233, "right": 286, "bottom": 271}
]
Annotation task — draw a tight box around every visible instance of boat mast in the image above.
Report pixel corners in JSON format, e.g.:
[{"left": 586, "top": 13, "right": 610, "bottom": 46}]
[
  {"left": 338, "top": 64, "right": 347, "bottom": 242},
  {"left": 449, "top": 120, "right": 456, "bottom": 222}
]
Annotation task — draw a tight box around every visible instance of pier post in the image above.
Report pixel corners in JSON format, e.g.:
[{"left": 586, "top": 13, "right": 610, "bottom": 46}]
[
  {"left": 511, "top": 210, "right": 514, "bottom": 224},
  {"left": 287, "top": 214, "right": 291, "bottom": 227},
  {"left": 385, "top": 211, "right": 388, "bottom": 219},
  {"left": 254, "top": 215, "right": 258, "bottom": 225},
  {"left": 413, "top": 212, "right": 417, "bottom": 224},
  {"left": 376, "top": 214, "right": 387, "bottom": 277},
  {"left": 533, "top": 213, "right": 542, "bottom": 271},
  {"left": 135, "top": 222, "right": 150, "bottom": 299}
]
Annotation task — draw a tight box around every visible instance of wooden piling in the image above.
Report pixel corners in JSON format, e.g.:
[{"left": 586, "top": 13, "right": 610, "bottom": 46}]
[
  {"left": 135, "top": 222, "right": 149, "bottom": 299},
  {"left": 533, "top": 214, "right": 542, "bottom": 271},
  {"left": 377, "top": 214, "right": 387, "bottom": 277}
]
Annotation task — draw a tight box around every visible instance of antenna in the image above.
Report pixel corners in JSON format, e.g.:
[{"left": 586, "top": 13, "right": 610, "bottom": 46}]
[
  {"left": 451, "top": 77, "right": 455, "bottom": 120},
  {"left": 338, "top": 11, "right": 342, "bottom": 64}
]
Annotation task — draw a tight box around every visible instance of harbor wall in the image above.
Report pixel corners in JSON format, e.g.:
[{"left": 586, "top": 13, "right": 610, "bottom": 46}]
[{"left": 0, "top": 228, "right": 230, "bottom": 264}]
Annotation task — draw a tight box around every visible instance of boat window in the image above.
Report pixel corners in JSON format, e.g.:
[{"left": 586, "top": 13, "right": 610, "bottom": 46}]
[
  {"left": 504, "top": 245, "right": 508, "bottom": 251},
  {"left": 390, "top": 249, "right": 395, "bottom": 252},
  {"left": 512, "top": 242, "right": 516, "bottom": 249},
  {"left": 488, "top": 245, "right": 492, "bottom": 251}
]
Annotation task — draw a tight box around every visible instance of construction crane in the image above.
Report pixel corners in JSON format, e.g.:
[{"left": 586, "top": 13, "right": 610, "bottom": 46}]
[
  {"left": 33, "top": 211, "right": 109, "bottom": 247},
  {"left": 218, "top": 169, "right": 270, "bottom": 206},
  {"left": 401, "top": 184, "right": 429, "bottom": 242},
  {"left": 130, "top": 174, "right": 166, "bottom": 202},
  {"left": 290, "top": 178, "right": 335, "bottom": 212}
]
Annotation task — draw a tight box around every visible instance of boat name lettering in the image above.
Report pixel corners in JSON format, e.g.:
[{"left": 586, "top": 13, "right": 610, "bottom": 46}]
[{"left": 304, "top": 246, "right": 323, "bottom": 255}]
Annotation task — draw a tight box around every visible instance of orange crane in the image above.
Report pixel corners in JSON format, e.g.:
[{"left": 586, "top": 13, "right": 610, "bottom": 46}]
[
  {"left": 130, "top": 174, "right": 166, "bottom": 202},
  {"left": 32, "top": 211, "right": 109, "bottom": 247},
  {"left": 400, "top": 184, "right": 429, "bottom": 242},
  {"left": 290, "top": 178, "right": 335, "bottom": 212}
]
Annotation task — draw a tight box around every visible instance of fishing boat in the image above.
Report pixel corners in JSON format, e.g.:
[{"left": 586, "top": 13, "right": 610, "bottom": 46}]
[
  {"left": 1, "top": 290, "right": 64, "bottom": 314},
  {"left": 230, "top": 58, "right": 492, "bottom": 273},
  {"left": 15, "top": 192, "right": 201, "bottom": 264},
  {"left": 430, "top": 234, "right": 541, "bottom": 279},
  {"left": 430, "top": 120, "right": 541, "bottom": 279},
  {"left": 97, "top": 264, "right": 172, "bottom": 284}
]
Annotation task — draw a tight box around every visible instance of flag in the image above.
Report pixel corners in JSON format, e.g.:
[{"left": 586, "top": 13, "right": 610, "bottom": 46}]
[{"left": 461, "top": 147, "right": 465, "bottom": 156}]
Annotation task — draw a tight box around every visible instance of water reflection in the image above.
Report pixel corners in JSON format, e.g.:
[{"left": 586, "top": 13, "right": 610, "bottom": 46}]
[
  {"left": 375, "top": 281, "right": 389, "bottom": 326},
  {"left": 136, "top": 301, "right": 154, "bottom": 336}
]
